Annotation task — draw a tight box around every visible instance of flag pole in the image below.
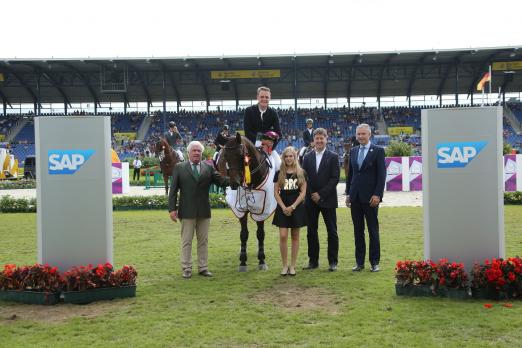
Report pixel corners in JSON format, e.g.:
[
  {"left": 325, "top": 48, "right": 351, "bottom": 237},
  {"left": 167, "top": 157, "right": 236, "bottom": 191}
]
[{"left": 487, "top": 65, "right": 492, "bottom": 105}]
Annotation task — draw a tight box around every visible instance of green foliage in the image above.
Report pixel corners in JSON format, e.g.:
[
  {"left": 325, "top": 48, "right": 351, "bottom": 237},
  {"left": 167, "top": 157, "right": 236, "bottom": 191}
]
[
  {"left": 203, "top": 146, "right": 216, "bottom": 160},
  {"left": 140, "top": 157, "right": 160, "bottom": 168},
  {"left": 0, "top": 179, "right": 36, "bottom": 190},
  {"left": 504, "top": 191, "right": 522, "bottom": 205},
  {"left": 1, "top": 207, "right": 522, "bottom": 346},
  {"left": 0, "top": 194, "right": 229, "bottom": 213},
  {"left": 385, "top": 141, "right": 413, "bottom": 157},
  {"left": 2, "top": 192, "right": 522, "bottom": 213},
  {"left": 112, "top": 194, "right": 227, "bottom": 210},
  {"left": 0, "top": 195, "right": 37, "bottom": 213},
  {"left": 504, "top": 143, "right": 514, "bottom": 155}
]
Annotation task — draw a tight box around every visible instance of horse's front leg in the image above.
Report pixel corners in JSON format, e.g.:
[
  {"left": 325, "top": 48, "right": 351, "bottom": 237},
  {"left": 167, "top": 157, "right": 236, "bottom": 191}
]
[
  {"left": 256, "top": 221, "right": 268, "bottom": 270},
  {"left": 164, "top": 175, "right": 169, "bottom": 196},
  {"left": 239, "top": 215, "right": 249, "bottom": 272}
]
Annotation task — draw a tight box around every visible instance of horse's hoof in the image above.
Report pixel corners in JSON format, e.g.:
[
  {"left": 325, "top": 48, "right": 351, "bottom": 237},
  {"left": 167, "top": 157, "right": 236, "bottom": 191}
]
[
  {"left": 238, "top": 265, "right": 248, "bottom": 272},
  {"left": 258, "top": 264, "right": 268, "bottom": 271}
]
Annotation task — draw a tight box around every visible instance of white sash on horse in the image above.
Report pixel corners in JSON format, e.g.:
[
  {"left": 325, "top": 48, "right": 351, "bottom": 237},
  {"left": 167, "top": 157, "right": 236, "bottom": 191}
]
[{"left": 225, "top": 150, "right": 280, "bottom": 221}]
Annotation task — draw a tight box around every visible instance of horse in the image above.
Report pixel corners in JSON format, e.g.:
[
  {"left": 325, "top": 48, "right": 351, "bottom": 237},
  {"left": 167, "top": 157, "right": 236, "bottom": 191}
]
[
  {"left": 298, "top": 144, "right": 314, "bottom": 166},
  {"left": 153, "top": 138, "right": 180, "bottom": 195},
  {"left": 217, "top": 133, "right": 273, "bottom": 272}
]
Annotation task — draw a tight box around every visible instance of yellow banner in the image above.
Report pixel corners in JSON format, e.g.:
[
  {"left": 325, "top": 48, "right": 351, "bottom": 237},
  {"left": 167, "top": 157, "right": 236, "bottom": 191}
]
[
  {"left": 492, "top": 61, "right": 522, "bottom": 71},
  {"left": 388, "top": 127, "right": 414, "bottom": 136},
  {"left": 114, "top": 132, "right": 137, "bottom": 141},
  {"left": 0, "top": 73, "right": 4, "bottom": 82},
  {"left": 0, "top": 135, "right": 5, "bottom": 141},
  {"left": 211, "top": 69, "right": 281, "bottom": 79}
]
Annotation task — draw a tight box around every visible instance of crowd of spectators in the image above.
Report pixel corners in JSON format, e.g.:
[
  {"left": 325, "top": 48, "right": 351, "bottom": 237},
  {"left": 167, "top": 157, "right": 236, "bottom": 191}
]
[{"left": 1, "top": 103, "right": 521, "bottom": 163}]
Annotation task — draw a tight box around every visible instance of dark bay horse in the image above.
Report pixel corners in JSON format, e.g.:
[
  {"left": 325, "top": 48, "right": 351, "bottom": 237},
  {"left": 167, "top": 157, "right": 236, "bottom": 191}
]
[
  {"left": 217, "top": 133, "right": 272, "bottom": 272},
  {"left": 154, "top": 138, "right": 179, "bottom": 195}
]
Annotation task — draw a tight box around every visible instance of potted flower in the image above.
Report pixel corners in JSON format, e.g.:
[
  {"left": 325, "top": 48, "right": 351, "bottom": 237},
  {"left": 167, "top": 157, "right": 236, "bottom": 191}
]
[
  {"left": 471, "top": 257, "right": 522, "bottom": 300},
  {"left": 436, "top": 259, "right": 470, "bottom": 299},
  {"left": 395, "top": 259, "right": 439, "bottom": 296},
  {"left": 62, "top": 263, "right": 137, "bottom": 304},
  {"left": 0, "top": 264, "right": 64, "bottom": 305}
]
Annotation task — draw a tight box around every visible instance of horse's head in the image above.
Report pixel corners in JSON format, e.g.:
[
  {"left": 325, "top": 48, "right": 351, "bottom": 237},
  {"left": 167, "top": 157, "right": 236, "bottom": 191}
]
[
  {"left": 219, "top": 132, "right": 246, "bottom": 190},
  {"left": 154, "top": 138, "right": 169, "bottom": 158}
]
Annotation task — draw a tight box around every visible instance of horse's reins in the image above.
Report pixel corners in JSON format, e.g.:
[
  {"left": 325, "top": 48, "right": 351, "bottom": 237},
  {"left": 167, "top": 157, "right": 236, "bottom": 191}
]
[{"left": 223, "top": 143, "right": 270, "bottom": 186}]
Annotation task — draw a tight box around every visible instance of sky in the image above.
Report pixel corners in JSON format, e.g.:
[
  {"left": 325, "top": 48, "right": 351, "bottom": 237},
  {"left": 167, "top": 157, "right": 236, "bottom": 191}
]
[{"left": 2, "top": 0, "right": 521, "bottom": 59}]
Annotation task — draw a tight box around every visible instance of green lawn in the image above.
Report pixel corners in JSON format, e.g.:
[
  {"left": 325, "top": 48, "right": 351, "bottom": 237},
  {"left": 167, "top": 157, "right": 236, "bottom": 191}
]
[{"left": 1, "top": 207, "right": 522, "bottom": 347}]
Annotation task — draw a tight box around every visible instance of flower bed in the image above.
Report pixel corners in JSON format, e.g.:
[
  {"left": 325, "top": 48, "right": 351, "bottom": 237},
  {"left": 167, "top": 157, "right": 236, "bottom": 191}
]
[
  {"left": 471, "top": 257, "right": 522, "bottom": 300},
  {"left": 0, "top": 263, "right": 137, "bottom": 305},
  {"left": 395, "top": 257, "right": 522, "bottom": 300},
  {"left": 395, "top": 259, "right": 469, "bottom": 298}
]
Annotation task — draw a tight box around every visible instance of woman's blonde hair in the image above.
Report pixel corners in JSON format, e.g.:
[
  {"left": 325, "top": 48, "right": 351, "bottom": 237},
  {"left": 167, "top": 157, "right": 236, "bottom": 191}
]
[{"left": 277, "top": 146, "right": 306, "bottom": 188}]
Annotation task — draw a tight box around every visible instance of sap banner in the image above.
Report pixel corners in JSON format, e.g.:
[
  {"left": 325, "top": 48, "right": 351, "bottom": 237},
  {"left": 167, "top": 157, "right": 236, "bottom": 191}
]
[
  {"left": 35, "top": 116, "right": 112, "bottom": 271},
  {"left": 422, "top": 107, "right": 504, "bottom": 271}
]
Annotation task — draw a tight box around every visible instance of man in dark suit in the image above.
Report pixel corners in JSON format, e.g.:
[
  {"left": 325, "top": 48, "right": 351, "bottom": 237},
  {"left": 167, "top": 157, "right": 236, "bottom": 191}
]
[
  {"left": 301, "top": 128, "right": 340, "bottom": 271},
  {"left": 302, "top": 118, "right": 314, "bottom": 147},
  {"left": 168, "top": 141, "right": 229, "bottom": 279},
  {"left": 345, "top": 123, "right": 386, "bottom": 273},
  {"left": 243, "top": 86, "right": 281, "bottom": 147}
]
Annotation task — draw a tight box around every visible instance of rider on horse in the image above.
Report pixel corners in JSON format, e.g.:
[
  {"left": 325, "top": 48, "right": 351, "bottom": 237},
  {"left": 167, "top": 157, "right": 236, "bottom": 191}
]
[
  {"left": 214, "top": 124, "right": 230, "bottom": 152},
  {"left": 299, "top": 118, "right": 315, "bottom": 165},
  {"left": 243, "top": 86, "right": 282, "bottom": 148},
  {"left": 164, "top": 121, "right": 184, "bottom": 161},
  {"left": 260, "top": 130, "right": 281, "bottom": 172},
  {"left": 303, "top": 118, "right": 314, "bottom": 147}
]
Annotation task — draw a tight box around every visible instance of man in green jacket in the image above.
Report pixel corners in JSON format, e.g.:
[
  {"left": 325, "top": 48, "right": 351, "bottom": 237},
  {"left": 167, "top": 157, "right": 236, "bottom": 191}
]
[{"left": 168, "top": 141, "right": 229, "bottom": 279}]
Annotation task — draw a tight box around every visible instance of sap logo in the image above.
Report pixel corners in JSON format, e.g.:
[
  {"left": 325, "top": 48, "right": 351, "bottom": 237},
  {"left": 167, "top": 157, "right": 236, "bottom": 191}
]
[
  {"left": 48, "top": 149, "right": 95, "bottom": 174},
  {"left": 436, "top": 141, "right": 487, "bottom": 168}
]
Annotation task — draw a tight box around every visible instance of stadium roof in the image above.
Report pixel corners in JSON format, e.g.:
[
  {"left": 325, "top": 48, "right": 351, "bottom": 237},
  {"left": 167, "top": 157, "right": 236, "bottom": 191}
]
[{"left": 0, "top": 46, "right": 521, "bottom": 111}]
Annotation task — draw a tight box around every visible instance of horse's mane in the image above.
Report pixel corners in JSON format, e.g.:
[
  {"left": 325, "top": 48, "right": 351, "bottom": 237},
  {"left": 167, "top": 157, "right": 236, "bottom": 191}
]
[
  {"left": 240, "top": 136, "right": 257, "bottom": 156},
  {"left": 159, "top": 138, "right": 172, "bottom": 153}
]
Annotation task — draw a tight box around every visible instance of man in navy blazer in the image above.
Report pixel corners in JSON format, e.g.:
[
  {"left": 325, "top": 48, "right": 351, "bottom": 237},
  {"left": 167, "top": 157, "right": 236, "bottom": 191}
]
[
  {"left": 302, "top": 128, "right": 340, "bottom": 271},
  {"left": 345, "top": 124, "right": 386, "bottom": 272}
]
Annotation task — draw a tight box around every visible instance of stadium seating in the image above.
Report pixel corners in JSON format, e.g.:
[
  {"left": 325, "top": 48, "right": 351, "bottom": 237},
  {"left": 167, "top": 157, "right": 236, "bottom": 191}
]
[{"left": 1, "top": 103, "right": 521, "bottom": 165}]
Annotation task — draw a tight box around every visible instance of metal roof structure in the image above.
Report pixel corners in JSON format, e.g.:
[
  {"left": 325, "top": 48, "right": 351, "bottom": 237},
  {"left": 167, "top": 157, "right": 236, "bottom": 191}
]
[{"left": 0, "top": 46, "right": 521, "bottom": 114}]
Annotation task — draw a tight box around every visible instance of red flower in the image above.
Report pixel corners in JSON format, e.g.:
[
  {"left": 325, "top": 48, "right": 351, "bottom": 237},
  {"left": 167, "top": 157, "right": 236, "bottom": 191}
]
[
  {"left": 484, "top": 303, "right": 493, "bottom": 309},
  {"left": 503, "top": 303, "right": 513, "bottom": 308},
  {"left": 508, "top": 272, "right": 516, "bottom": 282}
]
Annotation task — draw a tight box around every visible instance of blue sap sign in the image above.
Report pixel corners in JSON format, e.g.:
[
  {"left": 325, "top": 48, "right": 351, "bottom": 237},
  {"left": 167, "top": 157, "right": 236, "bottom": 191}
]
[
  {"left": 436, "top": 141, "right": 487, "bottom": 168},
  {"left": 48, "top": 149, "right": 95, "bottom": 174}
]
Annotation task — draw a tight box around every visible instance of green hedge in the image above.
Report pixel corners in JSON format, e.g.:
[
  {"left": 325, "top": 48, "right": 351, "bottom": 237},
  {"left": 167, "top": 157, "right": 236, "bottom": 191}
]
[
  {"left": 0, "top": 194, "right": 228, "bottom": 213},
  {"left": 2, "top": 192, "right": 522, "bottom": 213},
  {"left": 504, "top": 191, "right": 522, "bottom": 205},
  {"left": 0, "top": 179, "right": 36, "bottom": 190},
  {"left": 0, "top": 195, "right": 37, "bottom": 212}
]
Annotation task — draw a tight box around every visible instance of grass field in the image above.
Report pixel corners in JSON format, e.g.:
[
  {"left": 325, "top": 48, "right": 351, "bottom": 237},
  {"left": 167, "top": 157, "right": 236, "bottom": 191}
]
[{"left": 1, "top": 207, "right": 522, "bottom": 347}]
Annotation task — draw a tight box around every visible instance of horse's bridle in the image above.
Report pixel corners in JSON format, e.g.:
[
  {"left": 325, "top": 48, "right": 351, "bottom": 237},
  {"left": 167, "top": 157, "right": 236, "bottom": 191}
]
[{"left": 222, "top": 143, "right": 270, "bottom": 184}]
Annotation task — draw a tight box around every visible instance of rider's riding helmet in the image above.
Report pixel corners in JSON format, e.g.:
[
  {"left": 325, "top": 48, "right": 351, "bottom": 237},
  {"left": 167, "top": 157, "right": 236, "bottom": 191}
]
[{"left": 261, "top": 130, "right": 279, "bottom": 142}]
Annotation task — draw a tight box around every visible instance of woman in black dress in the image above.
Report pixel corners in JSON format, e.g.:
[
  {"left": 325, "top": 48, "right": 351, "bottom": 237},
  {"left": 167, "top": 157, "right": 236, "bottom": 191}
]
[{"left": 273, "top": 146, "right": 307, "bottom": 276}]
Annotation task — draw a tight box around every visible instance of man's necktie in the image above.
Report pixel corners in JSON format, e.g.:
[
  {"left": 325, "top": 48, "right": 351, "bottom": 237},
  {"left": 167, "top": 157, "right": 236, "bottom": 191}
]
[
  {"left": 192, "top": 163, "right": 200, "bottom": 179},
  {"left": 357, "top": 146, "right": 366, "bottom": 168}
]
